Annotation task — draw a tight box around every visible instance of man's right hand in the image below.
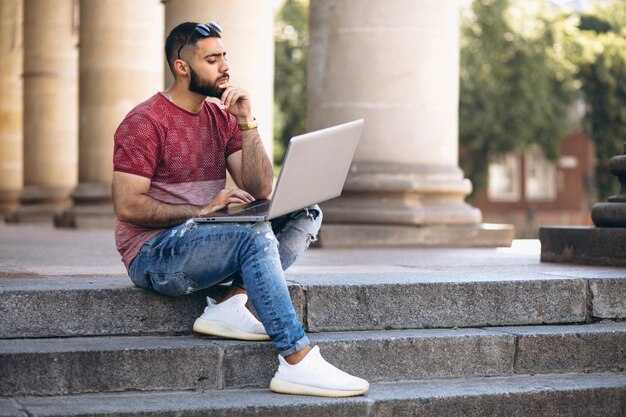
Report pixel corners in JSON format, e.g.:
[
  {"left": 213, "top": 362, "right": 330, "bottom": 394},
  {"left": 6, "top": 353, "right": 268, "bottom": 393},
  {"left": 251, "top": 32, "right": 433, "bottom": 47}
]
[{"left": 199, "top": 189, "right": 256, "bottom": 215}]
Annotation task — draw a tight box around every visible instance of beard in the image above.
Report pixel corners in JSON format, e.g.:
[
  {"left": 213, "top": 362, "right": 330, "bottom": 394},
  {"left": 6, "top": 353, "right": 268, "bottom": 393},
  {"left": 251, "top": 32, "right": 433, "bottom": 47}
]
[{"left": 188, "top": 64, "right": 228, "bottom": 99}]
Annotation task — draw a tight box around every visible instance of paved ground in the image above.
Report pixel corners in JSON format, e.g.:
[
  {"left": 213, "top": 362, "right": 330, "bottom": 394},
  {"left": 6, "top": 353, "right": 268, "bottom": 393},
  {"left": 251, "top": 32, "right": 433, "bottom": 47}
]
[{"left": 1, "top": 223, "right": 624, "bottom": 281}]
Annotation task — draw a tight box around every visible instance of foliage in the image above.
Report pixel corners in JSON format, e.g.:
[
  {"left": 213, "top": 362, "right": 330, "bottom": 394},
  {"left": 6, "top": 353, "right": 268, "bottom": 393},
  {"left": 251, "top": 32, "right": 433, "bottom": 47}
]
[
  {"left": 459, "top": 0, "right": 578, "bottom": 192},
  {"left": 274, "top": 0, "right": 309, "bottom": 164},
  {"left": 590, "top": 0, "right": 626, "bottom": 33},
  {"left": 574, "top": 2, "right": 626, "bottom": 200}
]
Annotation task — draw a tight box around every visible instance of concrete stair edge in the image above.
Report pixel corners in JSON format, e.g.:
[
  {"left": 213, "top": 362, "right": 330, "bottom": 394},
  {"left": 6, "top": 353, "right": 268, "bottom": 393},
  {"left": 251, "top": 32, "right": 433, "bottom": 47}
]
[
  {"left": 2, "top": 372, "right": 625, "bottom": 417},
  {"left": 1, "top": 323, "right": 625, "bottom": 397},
  {"left": 2, "top": 274, "right": 624, "bottom": 338}
]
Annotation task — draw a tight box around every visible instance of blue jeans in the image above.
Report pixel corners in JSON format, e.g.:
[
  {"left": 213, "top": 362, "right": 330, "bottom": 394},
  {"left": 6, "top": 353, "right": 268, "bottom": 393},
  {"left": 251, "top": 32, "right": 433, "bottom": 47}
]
[{"left": 128, "top": 206, "right": 322, "bottom": 357}]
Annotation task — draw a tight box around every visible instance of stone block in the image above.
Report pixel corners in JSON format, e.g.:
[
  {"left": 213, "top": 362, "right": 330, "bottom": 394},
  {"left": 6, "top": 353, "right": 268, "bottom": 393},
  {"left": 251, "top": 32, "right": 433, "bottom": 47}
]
[
  {"left": 0, "top": 328, "right": 512, "bottom": 396},
  {"left": 221, "top": 328, "right": 513, "bottom": 388},
  {"left": 15, "top": 389, "right": 370, "bottom": 417},
  {"left": 495, "top": 323, "right": 626, "bottom": 374},
  {"left": 301, "top": 278, "right": 587, "bottom": 332},
  {"left": 369, "top": 373, "right": 626, "bottom": 417},
  {"left": 288, "top": 284, "right": 306, "bottom": 326},
  {"left": 0, "top": 399, "right": 27, "bottom": 417},
  {"left": 220, "top": 341, "right": 277, "bottom": 388},
  {"left": 319, "top": 223, "right": 514, "bottom": 248},
  {"left": 0, "top": 336, "right": 221, "bottom": 396},
  {"left": 590, "top": 279, "right": 626, "bottom": 319},
  {"left": 0, "top": 279, "right": 222, "bottom": 338},
  {"left": 13, "top": 373, "right": 625, "bottom": 417},
  {"left": 309, "top": 329, "right": 514, "bottom": 382},
  {"left": 0, "top": 278, "right": 306, "bottom": 339},
  {"left": 540, "top": 226, "right": 626, "bottom": 266}
]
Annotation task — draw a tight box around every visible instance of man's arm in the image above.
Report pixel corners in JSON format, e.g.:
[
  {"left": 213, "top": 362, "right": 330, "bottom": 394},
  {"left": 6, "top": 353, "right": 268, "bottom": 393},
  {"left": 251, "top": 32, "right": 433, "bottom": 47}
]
[
  {"left": 112, "top": 171, "right": 255, "bottom": 227},
  {"left": 220, "top": 84, "right": 273, "bottom": 199},
  {"left": 226, "top": 128, "right": 273, "bottom": 200},
  {"left": 240, "top": 124, "right": 273, "bottom": 199}
]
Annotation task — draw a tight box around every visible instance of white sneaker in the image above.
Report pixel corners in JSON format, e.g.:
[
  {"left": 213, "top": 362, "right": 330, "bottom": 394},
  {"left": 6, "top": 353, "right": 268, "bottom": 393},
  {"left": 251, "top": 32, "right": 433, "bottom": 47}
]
[
  {"left": 192, "top": 294, "right": 270, "bottom": 341},
  {"left": 270, "top": 346, "right": 369, "bottom": 397}
]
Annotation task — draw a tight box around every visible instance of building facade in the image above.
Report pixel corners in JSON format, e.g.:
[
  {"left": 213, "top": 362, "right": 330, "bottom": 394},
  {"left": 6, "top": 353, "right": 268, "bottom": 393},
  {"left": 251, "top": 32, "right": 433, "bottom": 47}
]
[{"left": 470, "top": 132, "right": 596, "bottom": 238}]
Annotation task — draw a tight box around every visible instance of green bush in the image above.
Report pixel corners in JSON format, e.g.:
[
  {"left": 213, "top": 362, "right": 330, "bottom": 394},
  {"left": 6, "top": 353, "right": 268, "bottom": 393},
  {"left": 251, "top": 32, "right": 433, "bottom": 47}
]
[
  {"left": 574, "top": 0, "right": 626, "bottom": 199},
  {"left": 459, "top": 0, "right": 578, "bottom": 192},
  {"left": 274, "top": 0, "right": 309, "bottom": 165}
]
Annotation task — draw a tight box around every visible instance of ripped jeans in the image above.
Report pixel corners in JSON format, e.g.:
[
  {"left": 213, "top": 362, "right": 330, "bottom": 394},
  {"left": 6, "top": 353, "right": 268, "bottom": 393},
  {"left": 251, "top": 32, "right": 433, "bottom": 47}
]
[{"left": 128, "top": 205, "right": 322, "bottom": 357}]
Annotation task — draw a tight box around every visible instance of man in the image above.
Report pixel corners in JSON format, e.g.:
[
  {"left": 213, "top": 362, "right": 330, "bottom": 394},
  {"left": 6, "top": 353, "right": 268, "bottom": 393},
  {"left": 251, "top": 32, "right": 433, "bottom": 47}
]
[{"left": 111, "top": 21, "right": 368, "bottom": 398}]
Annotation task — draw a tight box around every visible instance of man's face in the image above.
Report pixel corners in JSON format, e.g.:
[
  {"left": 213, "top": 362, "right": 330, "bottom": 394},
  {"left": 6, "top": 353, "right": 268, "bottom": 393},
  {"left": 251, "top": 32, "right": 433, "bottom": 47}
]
[{"left": 185, "top": 37, "right": 230, "bottom": 98}]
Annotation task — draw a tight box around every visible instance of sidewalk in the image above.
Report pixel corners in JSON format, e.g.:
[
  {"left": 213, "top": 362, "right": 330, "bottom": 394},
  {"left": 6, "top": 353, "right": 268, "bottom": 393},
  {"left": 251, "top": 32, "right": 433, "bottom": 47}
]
[{"left": 1, "top": 222, "right": 624, "bottom": 281}]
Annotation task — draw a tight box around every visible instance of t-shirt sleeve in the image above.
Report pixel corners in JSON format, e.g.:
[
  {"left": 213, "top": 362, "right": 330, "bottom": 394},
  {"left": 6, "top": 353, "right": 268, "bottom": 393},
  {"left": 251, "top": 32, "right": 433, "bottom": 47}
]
[
  {"left": 225, "top": 113, "right": 242, "bottom": 157},
  {"left": 113, "top": 113, "right": 162, "bottom": 179}
]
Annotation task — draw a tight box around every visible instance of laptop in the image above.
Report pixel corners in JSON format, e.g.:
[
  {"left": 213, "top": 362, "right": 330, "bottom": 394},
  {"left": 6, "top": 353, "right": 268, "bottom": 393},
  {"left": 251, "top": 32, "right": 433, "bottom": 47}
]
[{"left": 193, "top": 119, "right": 364, "bottom": 223}]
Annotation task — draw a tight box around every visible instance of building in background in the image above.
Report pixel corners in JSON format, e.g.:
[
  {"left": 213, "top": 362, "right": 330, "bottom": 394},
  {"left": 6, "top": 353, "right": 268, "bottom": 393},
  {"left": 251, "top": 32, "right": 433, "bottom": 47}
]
[{"left": 469, "top": 132, "right": 595, "bottom": 238}]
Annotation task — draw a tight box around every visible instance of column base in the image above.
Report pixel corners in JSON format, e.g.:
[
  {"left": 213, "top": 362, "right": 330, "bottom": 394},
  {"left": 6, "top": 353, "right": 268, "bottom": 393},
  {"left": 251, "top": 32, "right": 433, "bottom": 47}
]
[
  {"left": 55, "top": 182, "right": 115, "bottom": 229},
  {"left": 318, "top": 223, "right": 514, "bottom": 248},
  {"left": 540, "top": 226, "right": 626, "bottom": 267},
  {"left": 5, "top": 202, "right": 71, "bottom": 224},
  {"left": 0, "top": 189, "right": 21, "bottom": 217},
  {"left": 5, "top": 185, "right": 72, "bottom": 224},
  {"left": 321, "top": 162, "right": 483, "bottom": 225},
  {"left": 322, "top": 195, "right": 483, "bottom": 225},
  {"left": 55, "top": 204, "right": 115, "bottom": 229}
]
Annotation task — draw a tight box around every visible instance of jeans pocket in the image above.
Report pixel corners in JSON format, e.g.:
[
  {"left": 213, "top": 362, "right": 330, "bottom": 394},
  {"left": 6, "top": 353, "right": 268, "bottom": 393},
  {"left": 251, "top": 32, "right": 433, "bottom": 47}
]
[{"left": 146, "top": 271, "right": 197, "bottom": 297}]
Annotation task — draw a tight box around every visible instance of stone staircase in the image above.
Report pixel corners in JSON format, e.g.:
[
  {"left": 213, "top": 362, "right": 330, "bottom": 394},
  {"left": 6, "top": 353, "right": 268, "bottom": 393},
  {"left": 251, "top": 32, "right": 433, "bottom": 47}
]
[{"left": 1, "top": 255, "right": 625, "bottom": 416}]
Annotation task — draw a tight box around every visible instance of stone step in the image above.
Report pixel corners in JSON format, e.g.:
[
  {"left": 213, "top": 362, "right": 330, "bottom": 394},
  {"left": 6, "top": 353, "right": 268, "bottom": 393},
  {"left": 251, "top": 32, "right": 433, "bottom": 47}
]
[
  {"left": 1, "top": 270, "right": 624, "bottom": 339},
  {"left": 2, "top": 372, "right": 625, "bottom": 417},
  {"left": 1, "top": 323, "right": 624, "bottom": 397}
]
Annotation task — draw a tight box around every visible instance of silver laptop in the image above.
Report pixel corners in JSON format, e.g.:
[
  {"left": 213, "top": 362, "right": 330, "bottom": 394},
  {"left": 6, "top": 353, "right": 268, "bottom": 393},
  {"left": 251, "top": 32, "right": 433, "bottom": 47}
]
[{"left": 194, "top": 119, "right": 364, "bottom": 223}]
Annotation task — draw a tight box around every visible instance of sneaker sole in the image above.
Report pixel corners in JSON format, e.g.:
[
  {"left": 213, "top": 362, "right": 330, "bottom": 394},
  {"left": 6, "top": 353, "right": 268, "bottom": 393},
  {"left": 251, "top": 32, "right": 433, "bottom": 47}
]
[
  {"left": 193, "top": 318, "right": 270, "bottom": 341},
  {"left": 269, "top": 377, "right": 369, "bottom": 398}
]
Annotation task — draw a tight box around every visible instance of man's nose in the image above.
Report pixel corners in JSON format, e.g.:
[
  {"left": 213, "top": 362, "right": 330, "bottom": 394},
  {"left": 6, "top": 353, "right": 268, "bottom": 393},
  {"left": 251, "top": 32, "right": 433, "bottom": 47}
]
[{"left": 220, "top": 60, "right": 229, "bottom": 73}]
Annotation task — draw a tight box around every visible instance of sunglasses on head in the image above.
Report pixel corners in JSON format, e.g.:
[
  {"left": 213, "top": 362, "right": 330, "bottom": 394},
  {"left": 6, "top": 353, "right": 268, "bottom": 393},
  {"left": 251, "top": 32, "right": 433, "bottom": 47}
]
[{"left": 177, "top": 21, "right": 223, "bottom": 59}]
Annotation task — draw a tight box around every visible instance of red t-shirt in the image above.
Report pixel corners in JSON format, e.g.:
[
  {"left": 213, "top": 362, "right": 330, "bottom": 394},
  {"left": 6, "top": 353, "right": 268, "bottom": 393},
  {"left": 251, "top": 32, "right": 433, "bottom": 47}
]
[{"left": 113, "top": 93, "right": 242, "bottom": 268}]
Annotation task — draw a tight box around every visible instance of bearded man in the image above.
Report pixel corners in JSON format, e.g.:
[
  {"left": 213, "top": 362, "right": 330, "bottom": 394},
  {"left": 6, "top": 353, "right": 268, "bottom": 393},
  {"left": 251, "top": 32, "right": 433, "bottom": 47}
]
[{"left": 111, "top": 21, "right": 368, "bottom": 398}]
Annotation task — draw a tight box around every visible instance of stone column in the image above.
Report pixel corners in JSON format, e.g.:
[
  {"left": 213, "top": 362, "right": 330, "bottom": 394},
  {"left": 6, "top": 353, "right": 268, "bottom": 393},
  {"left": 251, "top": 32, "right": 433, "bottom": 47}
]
[
  {"left": 0, "top": 0, "right": 23, "bottom": 216},
  {"left": 8, "top": 0, "right": 78, "bottom": 223},
  {"left": 309, "top": 0, "right": 512, "bottom": 247},
  {"left": 163, "top": 0, "right": 275, "bottom": 158},
  {"left": 56, "top": 0, "right": 164, "bottom": 228}
]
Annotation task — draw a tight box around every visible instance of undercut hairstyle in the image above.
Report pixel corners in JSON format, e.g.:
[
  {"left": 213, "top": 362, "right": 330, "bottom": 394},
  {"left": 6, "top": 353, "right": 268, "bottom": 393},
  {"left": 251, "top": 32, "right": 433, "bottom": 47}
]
[{"left": 164, "top": 22, "right": 221, "bottom": 76}]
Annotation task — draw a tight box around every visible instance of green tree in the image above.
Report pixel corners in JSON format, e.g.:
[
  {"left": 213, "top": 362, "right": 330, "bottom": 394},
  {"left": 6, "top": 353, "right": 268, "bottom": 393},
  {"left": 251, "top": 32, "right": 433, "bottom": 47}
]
[
  {"left": 274, "top": 0, "right": 309, "bottom": 164},
  {"left": 575, "top": 1, "right": 626, "bottom": 200},
  {"left": 459, "top": 0, "right": 578, "bottom": 192}
]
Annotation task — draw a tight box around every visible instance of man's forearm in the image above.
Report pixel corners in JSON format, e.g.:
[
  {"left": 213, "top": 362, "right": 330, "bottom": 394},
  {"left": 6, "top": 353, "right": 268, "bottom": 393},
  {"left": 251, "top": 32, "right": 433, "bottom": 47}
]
[
  {"left": 241, "top": 128, "right": 274, "bottom": 199},
  {"left": 116, "top": 193, "right": 200, "bottom": 228}
]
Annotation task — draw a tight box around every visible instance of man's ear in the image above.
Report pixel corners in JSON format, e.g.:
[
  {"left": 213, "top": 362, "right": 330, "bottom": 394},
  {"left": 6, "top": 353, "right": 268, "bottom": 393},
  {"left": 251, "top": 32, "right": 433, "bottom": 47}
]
[{"left": 174, "top": 59, "right": 189, "bottom": 77}]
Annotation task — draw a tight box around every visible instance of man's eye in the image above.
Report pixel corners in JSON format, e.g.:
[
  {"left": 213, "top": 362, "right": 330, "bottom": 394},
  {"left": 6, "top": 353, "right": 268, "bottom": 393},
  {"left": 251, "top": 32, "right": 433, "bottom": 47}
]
[{"left": 208, "top": 60, "right": 217, "bottom": 64}]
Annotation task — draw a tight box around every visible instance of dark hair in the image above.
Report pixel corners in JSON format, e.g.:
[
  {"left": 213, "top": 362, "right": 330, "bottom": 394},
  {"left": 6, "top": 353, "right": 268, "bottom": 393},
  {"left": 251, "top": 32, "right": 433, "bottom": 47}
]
[{"left": 164, "top": 22, "right": 221, "bottom": 76}]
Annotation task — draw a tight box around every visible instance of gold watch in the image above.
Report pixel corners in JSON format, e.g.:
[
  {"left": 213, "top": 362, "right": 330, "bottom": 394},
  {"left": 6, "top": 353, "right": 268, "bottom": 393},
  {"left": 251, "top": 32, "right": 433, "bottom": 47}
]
[{"left": 237, "top": 118, "right": 258, "bottom": 131}]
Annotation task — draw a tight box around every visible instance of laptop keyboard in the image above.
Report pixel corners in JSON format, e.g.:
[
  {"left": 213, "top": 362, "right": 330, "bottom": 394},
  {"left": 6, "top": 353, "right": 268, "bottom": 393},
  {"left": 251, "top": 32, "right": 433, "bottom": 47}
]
[{"left": 229, "top": 200, "right": 270, "bottom": 216}]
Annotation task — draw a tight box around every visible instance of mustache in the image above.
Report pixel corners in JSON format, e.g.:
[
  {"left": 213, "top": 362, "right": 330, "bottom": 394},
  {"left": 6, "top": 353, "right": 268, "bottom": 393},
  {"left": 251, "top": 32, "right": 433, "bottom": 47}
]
[{"left": 217, "top": 74, "right": 230, "bottom": 83}]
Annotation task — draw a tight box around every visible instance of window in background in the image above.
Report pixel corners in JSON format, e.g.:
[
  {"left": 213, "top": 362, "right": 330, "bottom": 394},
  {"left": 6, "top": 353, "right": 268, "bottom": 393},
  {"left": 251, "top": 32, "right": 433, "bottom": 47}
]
[{"left": 488, "top": 153, "right": 521, "bottom": 202}]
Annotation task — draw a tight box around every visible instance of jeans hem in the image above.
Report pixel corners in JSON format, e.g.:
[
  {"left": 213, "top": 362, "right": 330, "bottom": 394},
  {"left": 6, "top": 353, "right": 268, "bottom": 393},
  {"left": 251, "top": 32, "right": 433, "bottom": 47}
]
[{"left": 278, "top": 334, "right": 311, "bottom": 357}]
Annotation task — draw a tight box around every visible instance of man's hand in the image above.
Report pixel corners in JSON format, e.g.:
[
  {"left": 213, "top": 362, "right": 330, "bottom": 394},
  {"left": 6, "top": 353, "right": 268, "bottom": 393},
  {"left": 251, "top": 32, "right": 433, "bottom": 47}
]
[
  {"left": 199, "top": 188, "right": 256, "bottom": 215},
  {"left": 220, "top": 83, "right": 252, "bottom": 120}
]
